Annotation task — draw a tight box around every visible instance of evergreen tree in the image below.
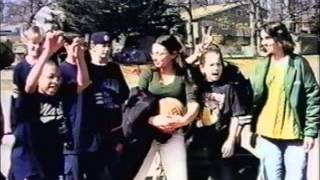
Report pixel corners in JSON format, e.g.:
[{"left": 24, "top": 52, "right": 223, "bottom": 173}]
[
  {"left": 0, "top": 42, "right": 14, "bottom": 70},
  {"left": 56, "top": 0, "right": 183, "bottom": 36}
]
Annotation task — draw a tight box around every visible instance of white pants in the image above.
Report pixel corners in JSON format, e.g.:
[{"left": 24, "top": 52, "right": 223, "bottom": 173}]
[{"left": 134, "top": 132, "right": 187, "bottom": 180}]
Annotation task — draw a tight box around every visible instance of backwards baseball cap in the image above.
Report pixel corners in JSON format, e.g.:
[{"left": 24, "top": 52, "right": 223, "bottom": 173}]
[{"left": 90, "top": 31, "right": 112, "bottom": 44}]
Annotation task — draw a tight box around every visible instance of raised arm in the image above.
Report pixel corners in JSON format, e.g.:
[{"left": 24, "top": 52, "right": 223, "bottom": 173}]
[
  {"left": 25, "top": 31, "right": 64, "bottom": 93},
  {"left": 73, "top": 39, "right": 91, "bottom": 93},
  {"left": 24, "top": 49, "right": 51, "bottom": 93},
  {"left": 185, "top": 26, "right": 213, "bottom": 65}
]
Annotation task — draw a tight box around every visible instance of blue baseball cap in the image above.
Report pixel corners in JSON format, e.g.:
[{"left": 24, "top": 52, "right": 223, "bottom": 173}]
[{"left": 90, "top": 31, "right": 112, "bottom": 44}]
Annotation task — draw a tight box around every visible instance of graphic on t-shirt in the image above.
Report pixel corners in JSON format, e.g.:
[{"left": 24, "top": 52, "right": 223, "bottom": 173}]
[
  {"left": 40, "top": 102, "right": 64, "bottom": 123},
  {"left": 94, "top": 79, "right": 120, "bottom": 109},
  {"left": 200, "top": 92, "right": 225, "bottom": 126}
]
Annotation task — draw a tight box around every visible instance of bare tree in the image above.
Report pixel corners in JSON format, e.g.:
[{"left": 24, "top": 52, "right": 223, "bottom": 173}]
[
  {"left": 0, "top": 0, "right": 3, "bottom": 12},
  {"left": 3, "top": 0, "right": 54, "bottom": 26},
  {"left": 266, "top": 0, "right": 318, "bottom": 33},
  {"left": 0, "top": 0, "right": 4, "bottom": 22},
  {"left": 237, "top": 0, "right": 263, "bottom": 55}
]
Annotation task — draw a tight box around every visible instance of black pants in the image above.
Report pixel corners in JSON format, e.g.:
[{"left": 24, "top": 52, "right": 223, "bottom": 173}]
[
  {"left": 64, "top": 152, "right": 111, "bottom": 180},
  {"left": 191, "top": 125, "right": 236, "bottom": 180}
]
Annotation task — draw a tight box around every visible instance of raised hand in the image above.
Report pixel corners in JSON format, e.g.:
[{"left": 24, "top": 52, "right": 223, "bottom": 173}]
[
  {"left": 201, "top": 26, "right": 213, "bottom": 50},
  {"left": 65, "top": 37, "right": 86, "bottom": 62},
  {"left": 196, "top": 26, "right": 214, "bottom": 54},
  {"left": 43, "top": 30, "right": 65, "bottom": 55},
  {"left": 72, "top": 37, "right": 86, "bottom": 61},
  {"left": 185, "top": 26, "right": 213, "bottom": 65}
]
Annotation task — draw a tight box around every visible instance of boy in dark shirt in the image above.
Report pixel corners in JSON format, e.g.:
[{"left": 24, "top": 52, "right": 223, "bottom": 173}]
[
  {"left": 10, "top": 29, "right": 66, "bottom": 180},
  {"left": 9, "top": 28, "right": 90, "bottom": 180},
  {"left": 195, "top": 44, "right": 245, "bottom": 180},
  {"left": 80, "top": 32, "right": 129, "bottom": 180},
  {"left": 59, "top": 34, "right": 92, "bottom": 180}
]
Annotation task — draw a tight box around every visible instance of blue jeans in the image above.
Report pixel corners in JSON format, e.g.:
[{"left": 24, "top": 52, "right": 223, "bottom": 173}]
[{"left": 257, "top": 136, "right": 307, "bottom": 180}]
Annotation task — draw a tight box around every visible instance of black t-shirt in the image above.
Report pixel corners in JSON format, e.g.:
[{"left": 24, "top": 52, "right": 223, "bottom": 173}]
[
  {"left": 198, "top": 81, "right": 245, "bottom": 131},
  {"left": 188, "top": 62, "right": 252, "bottom": 113},
  {"left": 85, "top": 62, "right": 129, "bottom": 110},
  {"left": 82, "top": 62, "right": 129, "bottom": 151},
  {"left": 12, "top": 91, "right": 66, "bottom": 179},
  {"left": 14, "top": 91, "right": 66, "bottom": 155},
  {"left": 11, "top": 60, "right": 69, "bottom": 178},
  {"left": 13, "top": 60, "right": 73, "bottom": 125},
  {"left": 16, "top": 92, "right": 64, "bottom": 127}
]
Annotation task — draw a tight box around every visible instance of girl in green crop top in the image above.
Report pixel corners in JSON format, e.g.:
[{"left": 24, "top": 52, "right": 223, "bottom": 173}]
[{"left": 135, "top": 35, "right": 199, "bottom": 180}]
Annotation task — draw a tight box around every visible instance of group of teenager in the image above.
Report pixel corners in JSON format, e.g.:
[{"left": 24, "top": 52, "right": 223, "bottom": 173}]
[{"left": 1, "top": 21, "right": 319, "bottom": 180}]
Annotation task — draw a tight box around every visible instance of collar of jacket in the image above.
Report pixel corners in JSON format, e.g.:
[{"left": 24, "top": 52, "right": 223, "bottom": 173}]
[{"left": 253, "top": 54, "right": 298, "bottom": 100}]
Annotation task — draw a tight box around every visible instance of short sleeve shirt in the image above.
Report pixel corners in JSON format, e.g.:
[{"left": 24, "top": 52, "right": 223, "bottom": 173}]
[
  {"left": 138, "top": 67, "right": 197, "bottom": 105},
  {"left": 199, "top": 81, "right": 245, "bottom": 130}
]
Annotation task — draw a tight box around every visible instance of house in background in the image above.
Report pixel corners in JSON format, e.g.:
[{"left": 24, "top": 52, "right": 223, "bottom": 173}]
[
  {"left": 180, "top": 2, "right": 267, "bottom": 57},
  {"left": 0, "top": 23, "right": 22, "bottom": 43}
]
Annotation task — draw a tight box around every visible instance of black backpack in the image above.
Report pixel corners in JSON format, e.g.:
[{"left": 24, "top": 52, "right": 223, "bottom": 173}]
[
  {"left": 120, "top": 87, "right": 171, "bottom": 180},
  {"left": 121, "top": 87, "right": 171, "bottom": 143}
]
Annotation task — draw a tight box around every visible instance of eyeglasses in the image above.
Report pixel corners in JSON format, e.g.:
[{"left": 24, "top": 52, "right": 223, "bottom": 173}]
[{"left": 151, "top": 51, "right": 169, "bottom": 57}]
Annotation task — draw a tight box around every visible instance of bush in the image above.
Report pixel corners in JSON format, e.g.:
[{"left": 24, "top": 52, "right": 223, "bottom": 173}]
[{"left": 0, "top": 42, "right": 14, "bottom": 70}]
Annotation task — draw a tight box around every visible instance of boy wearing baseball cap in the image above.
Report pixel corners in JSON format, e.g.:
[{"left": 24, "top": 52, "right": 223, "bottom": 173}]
[{"left": 79, "top": 32, "right": 129, "bottom": 180}]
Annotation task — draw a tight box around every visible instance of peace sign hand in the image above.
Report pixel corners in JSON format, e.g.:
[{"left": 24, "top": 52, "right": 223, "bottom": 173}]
[
  {"left": 200, "top": 26, "right": 213, "bottom": 51},
  {"left": 185, "top": 26, "right": 214, "bottom": 65},
  {"left": 194, "top": 26, "right": 214, "bottom": 55}
]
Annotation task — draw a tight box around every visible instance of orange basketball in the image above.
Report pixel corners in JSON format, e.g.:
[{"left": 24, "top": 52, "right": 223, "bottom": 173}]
[{"left": 158, "top": 97, "right": 185, "bottom": 116}]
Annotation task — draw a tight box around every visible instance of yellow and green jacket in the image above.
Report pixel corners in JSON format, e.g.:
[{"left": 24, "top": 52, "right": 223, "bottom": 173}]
[{"left": 251, "top": 54, "right": 320, "bottom": 138}]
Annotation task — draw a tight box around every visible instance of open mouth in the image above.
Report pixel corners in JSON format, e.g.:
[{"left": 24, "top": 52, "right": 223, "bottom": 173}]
[
  {"left": 49, "top": 84, "right": 58, "bottom": 91},
  {"left": 210, "top": 72, "right": 221, "bottom": 80}
]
